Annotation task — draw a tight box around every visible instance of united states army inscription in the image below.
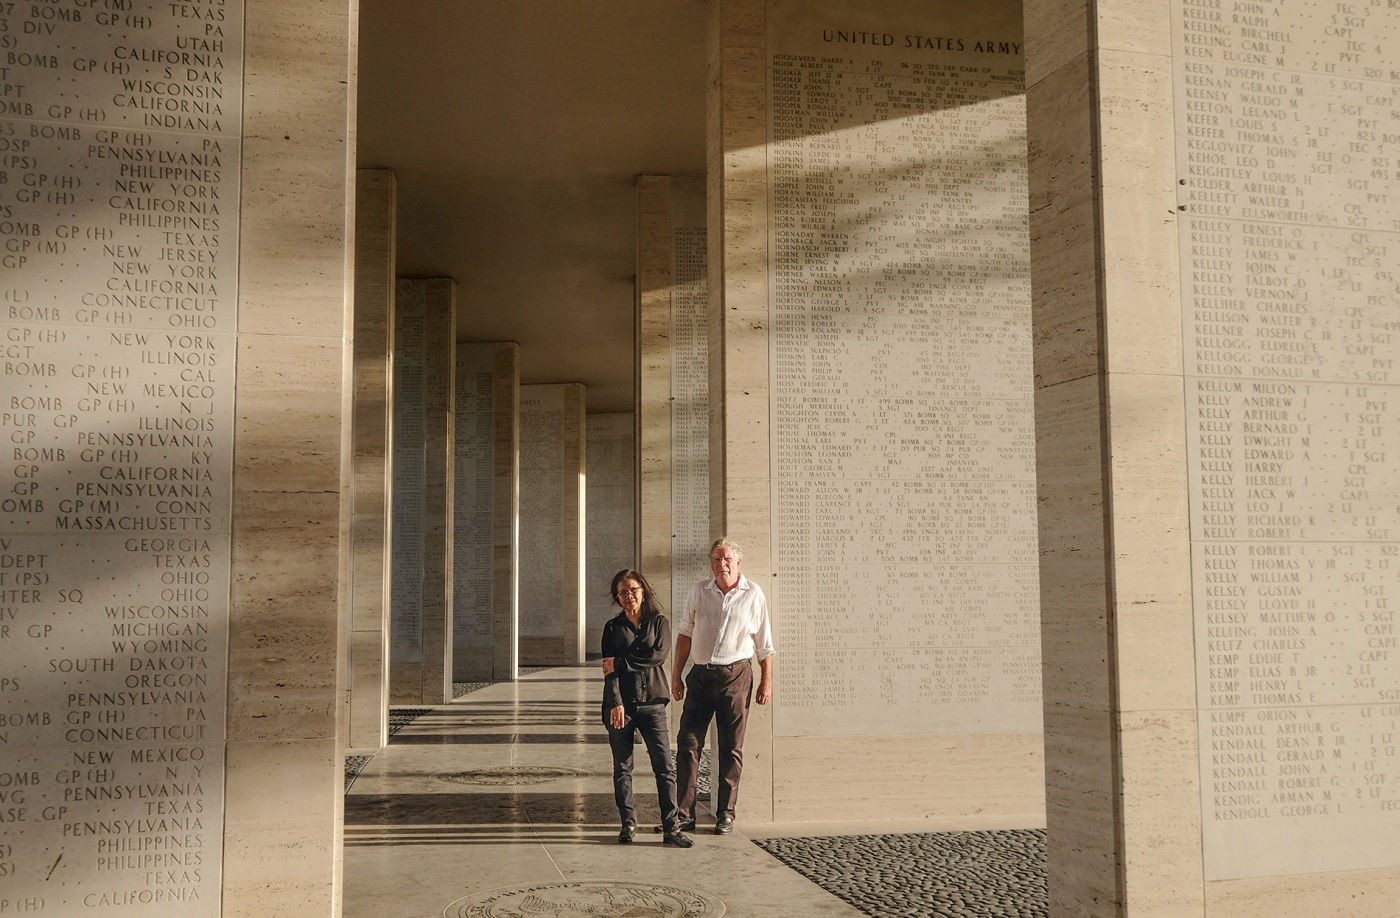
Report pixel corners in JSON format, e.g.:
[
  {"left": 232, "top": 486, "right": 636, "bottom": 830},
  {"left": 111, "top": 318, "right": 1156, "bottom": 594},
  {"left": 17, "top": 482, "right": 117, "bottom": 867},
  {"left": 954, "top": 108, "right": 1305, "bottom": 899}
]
[{"left": 766, "top": 0, "right": 1041, "bottom": 737}]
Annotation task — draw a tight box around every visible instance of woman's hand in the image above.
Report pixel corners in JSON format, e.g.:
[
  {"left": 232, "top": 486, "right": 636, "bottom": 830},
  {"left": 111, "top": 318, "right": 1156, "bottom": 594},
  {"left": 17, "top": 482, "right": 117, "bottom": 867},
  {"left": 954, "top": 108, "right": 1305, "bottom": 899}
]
[
  {"left": 609, "top": 705, "right": 626, "bottom": 729},
  {"left": 601, "top": 656, "right": 615, "bottom": 676}
]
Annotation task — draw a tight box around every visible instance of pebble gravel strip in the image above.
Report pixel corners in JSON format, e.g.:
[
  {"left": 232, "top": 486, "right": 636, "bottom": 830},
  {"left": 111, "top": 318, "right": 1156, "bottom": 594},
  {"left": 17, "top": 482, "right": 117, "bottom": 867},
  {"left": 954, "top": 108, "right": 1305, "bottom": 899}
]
[
  {"left": 452, "top": 681, "right": 491, "bottom": 698},
  {"left": 755, "top": 829, "right": 1047, "bottom": 918}
]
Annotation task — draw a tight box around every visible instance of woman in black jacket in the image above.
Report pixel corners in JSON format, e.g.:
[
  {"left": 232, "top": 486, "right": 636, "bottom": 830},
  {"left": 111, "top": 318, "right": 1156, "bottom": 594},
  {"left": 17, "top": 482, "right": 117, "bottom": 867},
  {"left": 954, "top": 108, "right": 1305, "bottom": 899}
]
[{"left": 600, "top": 569, "right": 693, "bottom": 848}]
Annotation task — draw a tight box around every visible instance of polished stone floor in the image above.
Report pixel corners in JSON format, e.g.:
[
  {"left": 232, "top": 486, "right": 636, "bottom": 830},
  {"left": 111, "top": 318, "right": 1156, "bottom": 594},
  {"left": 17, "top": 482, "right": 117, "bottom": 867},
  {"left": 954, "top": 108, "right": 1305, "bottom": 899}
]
[
  {"left": 343, "top": 666, "right": 869, "bottom": 917},
  {"left": 342, "top": 666, "right": 1047, "bottom": 917}
]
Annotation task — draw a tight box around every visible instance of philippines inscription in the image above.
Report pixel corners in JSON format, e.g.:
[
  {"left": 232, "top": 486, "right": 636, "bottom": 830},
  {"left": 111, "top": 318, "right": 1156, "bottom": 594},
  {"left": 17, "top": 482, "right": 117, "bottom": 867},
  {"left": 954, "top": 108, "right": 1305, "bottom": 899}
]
[
  {"left": 0, "top": 0, "right": 242, "bottom": 912},
  {"left": 766, "top": 0, "right": 1040, "bottom": 737},
  {"left": 1174, "top": 0, "right": 1400, "bottom": 879}
]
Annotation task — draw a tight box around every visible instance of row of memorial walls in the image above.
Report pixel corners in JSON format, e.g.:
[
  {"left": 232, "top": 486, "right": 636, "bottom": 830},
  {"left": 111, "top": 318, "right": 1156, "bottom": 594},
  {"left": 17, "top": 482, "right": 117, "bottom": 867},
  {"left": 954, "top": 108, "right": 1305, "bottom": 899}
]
[
  {"left": 348, "top": 169, "right": 396, "bottom": 753},
  {"left": 1026, "top": 0, "right": 1400, "bottom": 911},
  {"left": 519, "top": 384, "right": 587, "bottom": 665},
  {"left": 0, "top": 0, "right": 356, "bottom": 913},
  {"left": 390, "top": 278, "right": 456, "bottom": 704},
  {"left": 453, "top": 342, "right": 521, "bottom": 682},
  {"left": 586, "top": 413, "right": 637, "bottom": 650},
  {"left": 637, "top": 176, "right": 711, "bottom": 620},
  {"left": 707, "top": 0, "right": 1045, "bottom": 824}
]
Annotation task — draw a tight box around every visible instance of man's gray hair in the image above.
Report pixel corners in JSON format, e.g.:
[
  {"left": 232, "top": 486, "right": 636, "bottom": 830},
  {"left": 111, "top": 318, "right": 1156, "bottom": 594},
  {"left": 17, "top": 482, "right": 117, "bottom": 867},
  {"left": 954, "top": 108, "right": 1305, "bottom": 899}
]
[{"left": 709, "top": 537, "right": 743, "bottom": 559}]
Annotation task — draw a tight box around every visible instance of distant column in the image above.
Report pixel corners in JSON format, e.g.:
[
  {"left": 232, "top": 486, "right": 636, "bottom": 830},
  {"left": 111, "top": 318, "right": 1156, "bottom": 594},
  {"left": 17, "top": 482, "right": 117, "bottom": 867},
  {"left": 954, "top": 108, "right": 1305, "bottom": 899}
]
[
  {"left": 349, "top": 168, "right": 396, "bottom": 749},
  {"left": 586, "top": 413, "right": 637, "bottom": 649},
  {"left": 391, "top": 277, "right": 456, "bottom": 703},
  {"left": 453, "top": 342, "right": 520, "bottom": 682},
  {"left": 491, "top": 344, "right": 521, "bottom": 681},
  {"left": 638, "top": 175, "right": 710, "bottom": 616},
  {"left": 519, "top": 384, "right": 586, "bottom": 665}
]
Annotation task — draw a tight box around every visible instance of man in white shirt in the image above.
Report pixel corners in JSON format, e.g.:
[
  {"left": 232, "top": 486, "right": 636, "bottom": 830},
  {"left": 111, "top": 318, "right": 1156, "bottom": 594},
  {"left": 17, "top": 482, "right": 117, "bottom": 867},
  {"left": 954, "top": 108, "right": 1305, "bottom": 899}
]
[{"left": 671, "top": 537, "right": 776, "bottom": 834}]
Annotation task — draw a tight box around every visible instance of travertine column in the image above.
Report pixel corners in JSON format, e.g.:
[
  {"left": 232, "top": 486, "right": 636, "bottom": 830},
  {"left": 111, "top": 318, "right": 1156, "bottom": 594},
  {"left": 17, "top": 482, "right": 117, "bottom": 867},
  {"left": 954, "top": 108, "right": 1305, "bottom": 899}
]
[
  {"left": 453, "top": 342, "right": 519, "bottom": 682},
  {"left": 639, "top": 177, "right": 676, "bottom": 607},
  {"left": 1026, "top": 0, "right": 1400, "bottom": 914},
  {"left": 227, "top": 0, "right": 355, "bottom": 913},
  {"left": 519, "top": 384, "right": 586, "bottom": 665},
  {"left": 0, "top": 0, "right": 353, "bottom": 913},
  {"left": 492, "top": 344, "right": 521, "bottom": 681},
  {"left": 638, "top": 176, "right": 710, "bottom": 616},
  {"left": 586, "top": 413, "right": 637, "bottom": 649},
  {"left": 348, "top": 169, "right": 395, "bottom": 752},
  {"left": 391, "top": 278, "right": 455, "bottom": 704},
  {"left": 709, "top": 0, "right": 1044, "bottom": 826}
]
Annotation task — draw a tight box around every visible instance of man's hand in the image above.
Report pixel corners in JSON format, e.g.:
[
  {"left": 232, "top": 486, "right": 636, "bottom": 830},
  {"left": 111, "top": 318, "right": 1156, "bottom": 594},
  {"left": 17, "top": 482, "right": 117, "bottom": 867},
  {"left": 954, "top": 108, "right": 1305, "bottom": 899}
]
[
  {"left": 671, "top": 672, "right": 685, "bottom": 701},
  {"left": 609, "top": 705, "right": 626, "bottom": 729},
  {"left": 756, "top": 655, "right": 774, "bottom": 705},
  {"left": 601, "top": 657, "right": 615, "bottom": 676}
]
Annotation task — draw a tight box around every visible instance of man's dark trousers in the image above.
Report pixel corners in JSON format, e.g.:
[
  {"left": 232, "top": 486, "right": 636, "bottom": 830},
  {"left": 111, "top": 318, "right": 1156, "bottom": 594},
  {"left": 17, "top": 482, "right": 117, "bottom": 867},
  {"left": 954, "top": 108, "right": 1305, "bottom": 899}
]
[{"left": 676, "top": 660, "right": 752, "bottom": 823}]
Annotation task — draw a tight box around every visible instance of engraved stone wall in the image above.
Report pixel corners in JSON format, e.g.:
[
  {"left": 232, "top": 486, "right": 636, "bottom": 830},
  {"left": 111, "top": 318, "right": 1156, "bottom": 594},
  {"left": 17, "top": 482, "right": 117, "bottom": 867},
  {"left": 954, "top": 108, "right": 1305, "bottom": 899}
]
[
  {"left": 391, "top": 282, "right": 425, "bottom": 669},
  {"left": 0, "top": 0, "right": 243, "bottom": 910},
  {"left": 1173, "top": 0, "right": 1400, "bottom": 880},
  {"left": 671, "top": 214, "right": 710, "bottom": 612},
  {"left": 637, "top": 176, "right": 708, "bottom": 621},
  {"left": 453, "top": 343, "right": 495, "bottom": 681},
  {"left": 766, "top": 0, "right": 1041, "bottom": 737}
]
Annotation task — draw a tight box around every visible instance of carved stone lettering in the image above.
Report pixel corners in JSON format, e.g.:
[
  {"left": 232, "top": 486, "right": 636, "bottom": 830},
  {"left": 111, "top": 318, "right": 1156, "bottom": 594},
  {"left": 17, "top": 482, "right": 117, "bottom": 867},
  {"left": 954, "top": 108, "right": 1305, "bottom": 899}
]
[
  {"left": 766, "top": 0, "right": 1041, "bottom": 737},
  {"left": 0, "top": 1, "right": 243, "bottom": 911},
  {"left": 1175, "top": 0, "right": 1400, "bottom": 880}
]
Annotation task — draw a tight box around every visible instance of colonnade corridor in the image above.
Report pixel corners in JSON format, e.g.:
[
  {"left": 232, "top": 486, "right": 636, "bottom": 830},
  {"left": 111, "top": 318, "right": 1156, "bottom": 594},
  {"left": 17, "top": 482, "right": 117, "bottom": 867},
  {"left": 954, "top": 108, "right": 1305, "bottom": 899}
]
[{"left": 340, "top": 668, "right": 871, "bottom": 917}]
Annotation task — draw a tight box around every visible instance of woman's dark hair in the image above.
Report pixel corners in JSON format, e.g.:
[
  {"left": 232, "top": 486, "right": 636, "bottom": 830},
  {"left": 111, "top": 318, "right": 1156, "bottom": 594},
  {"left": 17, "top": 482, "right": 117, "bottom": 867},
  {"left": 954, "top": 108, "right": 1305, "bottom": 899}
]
[{"left": 609, "top": 569, "right": 662, "bottom": 616}]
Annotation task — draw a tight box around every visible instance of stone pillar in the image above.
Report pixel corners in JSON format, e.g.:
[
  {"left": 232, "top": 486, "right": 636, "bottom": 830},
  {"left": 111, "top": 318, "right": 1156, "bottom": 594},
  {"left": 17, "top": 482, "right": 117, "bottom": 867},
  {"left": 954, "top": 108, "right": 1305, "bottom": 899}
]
[
  {"left": 519, "top": 384, "right": 586, "bottom": 665},
  {"left": 492, "top": 344, "right": 521, "bottom": 681},
  {"left": 1027, "top": 0, "right": 1400, "bottom": 913},
  {"left": 586, "top": 412, "right": 637, "bottom": 649},
  {"left": 391, "top": 278, "right": 455, "bottom": 704},
  {"left": 638, "top": 176, "right": 710, "bottom": 616},
  {"left": 348, "top": 169, "right": 395, "bottom": 752},
  {"left": 0, "top": 0, "right": 353, "bottom": 913},
  {"left": 709, "top": 0, "right": 1045, "bottom": 825},
  {"left": 453, "top": 342, "right": 520, "bottom": 682}
]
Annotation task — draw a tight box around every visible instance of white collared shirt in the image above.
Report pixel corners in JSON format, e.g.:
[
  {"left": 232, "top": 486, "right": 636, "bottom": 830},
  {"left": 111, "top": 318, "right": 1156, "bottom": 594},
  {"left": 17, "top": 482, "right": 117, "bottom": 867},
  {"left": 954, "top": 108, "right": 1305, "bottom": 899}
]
[{"left": 678, "top": 575, "right": 776, "bottom": 666}]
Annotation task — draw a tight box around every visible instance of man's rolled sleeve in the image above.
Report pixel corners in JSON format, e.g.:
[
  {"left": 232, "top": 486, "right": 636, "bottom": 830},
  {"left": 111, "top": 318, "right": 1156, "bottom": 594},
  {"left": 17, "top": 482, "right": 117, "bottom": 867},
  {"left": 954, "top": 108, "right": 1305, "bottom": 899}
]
[
  {"left": 753, "top": 594, "right": 776, "bottom": 662},
  {"left": 677, "top": 582, "right": 701, "bottom": 638}
]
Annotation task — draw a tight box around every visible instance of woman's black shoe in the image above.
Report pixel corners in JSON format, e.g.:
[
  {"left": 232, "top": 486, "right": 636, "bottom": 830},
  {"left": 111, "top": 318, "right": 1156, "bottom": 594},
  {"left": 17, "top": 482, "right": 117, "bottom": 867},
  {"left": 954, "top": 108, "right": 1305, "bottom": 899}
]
[
  {"left": 618, "top": 825, "right": 635, "bottom": 843},
  {"left": 663, "top": 831, "right": 694, "bottom": 848}
]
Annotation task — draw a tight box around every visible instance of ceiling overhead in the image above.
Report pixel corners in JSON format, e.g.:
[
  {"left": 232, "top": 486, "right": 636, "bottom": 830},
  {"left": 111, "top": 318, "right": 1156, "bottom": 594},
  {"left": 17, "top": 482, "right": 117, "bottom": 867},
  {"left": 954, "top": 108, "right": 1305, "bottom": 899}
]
[{"left": 357, "top": 0, "right": 709, "bottom": 413}]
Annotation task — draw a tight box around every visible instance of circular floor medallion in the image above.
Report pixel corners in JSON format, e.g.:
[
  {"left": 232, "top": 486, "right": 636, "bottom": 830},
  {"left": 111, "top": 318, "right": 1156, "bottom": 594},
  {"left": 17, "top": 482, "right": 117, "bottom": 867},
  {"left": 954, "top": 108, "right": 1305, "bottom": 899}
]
[
  {"left": 433, "top": 765, "right": 592, "bottom": 786},
  {"left": 446, "top": 880, "right": 725, "bottom": 918}
]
